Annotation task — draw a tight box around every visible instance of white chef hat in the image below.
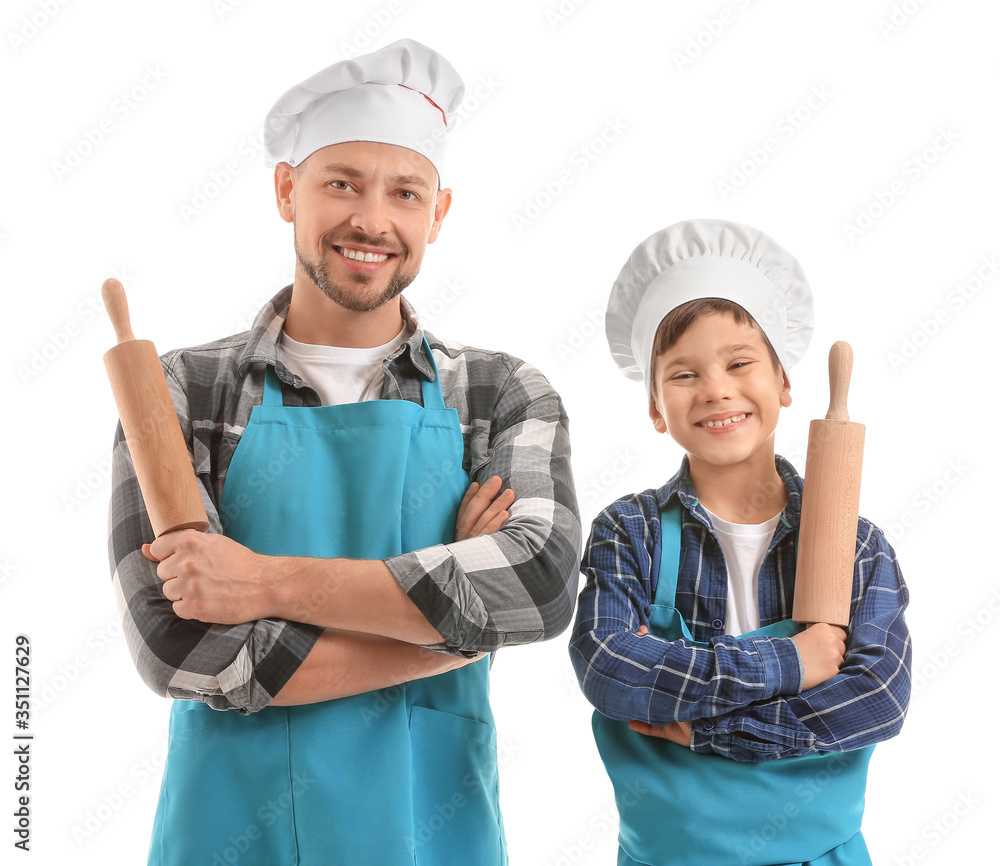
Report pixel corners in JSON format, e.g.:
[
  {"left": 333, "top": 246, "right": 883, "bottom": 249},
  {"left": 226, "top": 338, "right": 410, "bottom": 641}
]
[
  {"left": 606, "top": 219, "right": 814, "bottom": 394},
  {"left": 263, "top": 39, "right": 465, "bottom": 181}
]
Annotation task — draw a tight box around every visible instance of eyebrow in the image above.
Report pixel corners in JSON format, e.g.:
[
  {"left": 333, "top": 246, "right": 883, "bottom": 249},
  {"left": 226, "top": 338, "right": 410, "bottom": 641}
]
[
  {"left": 316, "top": 163, "right": 432, "bottom": 191},
  {"left": 388, "top": 173, "right": 432, "bottom": 191},
  {"left": 661, "top": 344, "right": 762, "bottom": 370},
  {"left": 317, "top": 163, "right": 365, "bottom": 178}
]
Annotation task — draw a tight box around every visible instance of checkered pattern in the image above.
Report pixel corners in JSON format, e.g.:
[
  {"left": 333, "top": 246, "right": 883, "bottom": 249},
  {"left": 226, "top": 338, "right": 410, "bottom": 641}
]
[
  {"left": 569, "top": 456, "right": 911, "bottom": 761},
  {"left": 108, "top": 287, "right": 581, "bottom": 713}
]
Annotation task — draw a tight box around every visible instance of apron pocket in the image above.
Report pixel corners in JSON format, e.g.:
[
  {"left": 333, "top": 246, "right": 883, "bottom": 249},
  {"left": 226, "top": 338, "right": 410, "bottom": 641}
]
[
  {"left": 153, "top": 703, "right": 299, "bottom": 866},
  {"left": 409, "top": 705, "right": 505, "bottom": 866}
]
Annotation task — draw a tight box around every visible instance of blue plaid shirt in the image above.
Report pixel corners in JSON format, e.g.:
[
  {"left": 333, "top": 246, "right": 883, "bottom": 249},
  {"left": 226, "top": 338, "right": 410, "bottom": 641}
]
[{"left": 569, "top": 455, "right": 911, "bottom": 762}]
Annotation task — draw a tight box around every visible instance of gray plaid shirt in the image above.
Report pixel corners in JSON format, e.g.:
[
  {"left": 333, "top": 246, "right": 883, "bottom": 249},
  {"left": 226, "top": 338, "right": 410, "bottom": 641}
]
[{"left": 108, "top": 287, "right": 582, "bottom": 713}]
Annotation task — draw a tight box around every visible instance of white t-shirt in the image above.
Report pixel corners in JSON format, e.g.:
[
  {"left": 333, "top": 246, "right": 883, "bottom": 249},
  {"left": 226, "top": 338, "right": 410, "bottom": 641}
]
[
  {"left": 703, "top": 507, "right": 782, "bottom": 635},
  {"left": 278, "top": 327, "right": 409, "bottom": 406}
]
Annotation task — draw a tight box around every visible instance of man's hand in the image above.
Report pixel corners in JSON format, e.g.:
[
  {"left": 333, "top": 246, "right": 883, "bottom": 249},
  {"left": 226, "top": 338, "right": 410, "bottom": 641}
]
[
  {"left": 792, "top": 623, "right": 848, "bottom": 691},
  {"left": 455, "top": 476, "right": 515, "bottom": 541},
  {"left": 143, "top": 477, "right": 515, "bottom": 629},
  {"left": 143, "top": 531, "right": 269, "bottom": 624}
]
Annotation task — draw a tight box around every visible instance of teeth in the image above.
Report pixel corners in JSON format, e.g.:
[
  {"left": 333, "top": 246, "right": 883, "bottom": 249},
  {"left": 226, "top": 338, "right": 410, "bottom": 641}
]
[
  {"left": 704, "top": 413, "right": 746, "bottom": 428},
  {"left": 338, "top": 246, "right": 389, "bottom": 263}
]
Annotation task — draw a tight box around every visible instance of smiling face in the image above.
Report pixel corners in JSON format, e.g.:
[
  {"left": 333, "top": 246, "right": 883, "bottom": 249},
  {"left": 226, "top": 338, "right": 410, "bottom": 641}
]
[
  {"left": 649, "top": 311, "right": 791, "bottom": 476},
  {"left": 275, "top": 140, "right": 451, "bottom": 320}
]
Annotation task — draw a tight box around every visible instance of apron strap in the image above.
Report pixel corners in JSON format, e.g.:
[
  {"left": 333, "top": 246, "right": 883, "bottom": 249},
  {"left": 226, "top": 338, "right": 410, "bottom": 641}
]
[
  {"left": 262, "top": 364, "right": 284, "bottom": 407},
  {"left": 418, "top": 336, "right": 447, "bottom": 411},
  {"left": 654, "top": 501, "right": 801, "bottom": 641},
  {"left": 654, "top": 500, "right": 683, "bottom": 607}
]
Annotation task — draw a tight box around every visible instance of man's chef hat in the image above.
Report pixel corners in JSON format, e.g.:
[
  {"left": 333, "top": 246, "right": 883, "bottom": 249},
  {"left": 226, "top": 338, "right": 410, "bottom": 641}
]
[
  {"left": 605, "top": 219, "right": 814, "bottom": 394},
  {"left": 263, "top": 39, "right": 465, "bottom": 181}
]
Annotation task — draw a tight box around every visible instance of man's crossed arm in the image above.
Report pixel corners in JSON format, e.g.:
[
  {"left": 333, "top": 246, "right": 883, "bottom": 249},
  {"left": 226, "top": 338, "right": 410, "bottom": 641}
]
[{"left": 143, "top": 477, "right": 515, "bottom": 705}]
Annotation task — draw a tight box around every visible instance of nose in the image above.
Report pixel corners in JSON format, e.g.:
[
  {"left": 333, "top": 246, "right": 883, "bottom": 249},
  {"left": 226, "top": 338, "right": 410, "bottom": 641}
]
[
  {"left": 350, "top": 190, "right": 388, "bottom": 236},
  {"left": 699, "top": 370, "right": 732, "bottom": 403}
]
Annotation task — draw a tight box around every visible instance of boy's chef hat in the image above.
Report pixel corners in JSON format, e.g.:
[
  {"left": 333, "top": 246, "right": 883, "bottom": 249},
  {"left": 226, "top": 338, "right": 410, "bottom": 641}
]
[
  {"left": 263, "top": 39, "right": 465, "bottom": 181},
  {"left": 606, "top": 219, "right": 814, "bottom": 394}
]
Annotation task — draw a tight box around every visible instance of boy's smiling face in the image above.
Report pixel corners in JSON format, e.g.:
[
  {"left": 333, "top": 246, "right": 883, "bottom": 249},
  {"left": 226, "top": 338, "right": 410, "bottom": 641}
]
[{"left": 649, "top": 312, "right": 791, "bottom": 473}]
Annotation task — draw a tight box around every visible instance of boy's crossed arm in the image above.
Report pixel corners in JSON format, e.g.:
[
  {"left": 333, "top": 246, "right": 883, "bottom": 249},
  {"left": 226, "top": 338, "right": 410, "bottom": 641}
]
[
  {"left": 685, "top": 527, "right": 911, "bottom": 762},
  {"left": 569, "top": 511, "right": 806, "bottom": 725},
  {"left": 625, "top": 621, "right": 846, "bottom": 745},
  {"left": 569, "top": 511, "right": 911, "bottom": 763}
]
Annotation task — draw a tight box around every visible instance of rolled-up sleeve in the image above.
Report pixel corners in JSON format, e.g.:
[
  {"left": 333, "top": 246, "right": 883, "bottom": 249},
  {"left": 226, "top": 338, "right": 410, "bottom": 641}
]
[
  {"left": 108, "top": 359, "right": 322, "bottom": 714},
  {"left": 385, "top": 360, "right": 582, "bottom": 654}
]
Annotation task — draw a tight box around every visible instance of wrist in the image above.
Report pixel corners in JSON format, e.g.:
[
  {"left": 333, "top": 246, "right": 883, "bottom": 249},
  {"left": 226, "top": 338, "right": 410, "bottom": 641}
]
[
  {"left": 269, "top": 555, "right": 314, "bottom": 623},
  {"left": 745, "top": 634, "right": 803, "bottom": 698},
  {"left": 788, "top": 633, "right": 805, "bottom": 692}
]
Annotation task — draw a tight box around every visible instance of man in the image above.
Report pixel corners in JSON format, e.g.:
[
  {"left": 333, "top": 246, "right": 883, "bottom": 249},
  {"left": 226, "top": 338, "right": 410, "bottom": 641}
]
[{"left": 108, "top": 39, "right": 581, "bottom": 865}]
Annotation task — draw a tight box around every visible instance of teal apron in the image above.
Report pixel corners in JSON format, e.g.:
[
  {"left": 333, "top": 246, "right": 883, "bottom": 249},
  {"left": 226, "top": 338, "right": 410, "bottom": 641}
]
[
  {"left": 592, "top": 503, "right": 874, "bottom": 866},
  {"left": 149, "top": 343, "right": 507, "bottom": 865}
]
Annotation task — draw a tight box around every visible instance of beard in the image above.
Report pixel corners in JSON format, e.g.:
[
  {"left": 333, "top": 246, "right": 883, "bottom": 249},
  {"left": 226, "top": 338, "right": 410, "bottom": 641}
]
[{"left": 295, "top": 227, "right": 416, "bottom": 314}]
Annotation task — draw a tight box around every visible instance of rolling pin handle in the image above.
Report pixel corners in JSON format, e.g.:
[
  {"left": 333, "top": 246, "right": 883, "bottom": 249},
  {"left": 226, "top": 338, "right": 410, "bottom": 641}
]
[
  {"left": 826, "top": 341, "right": 854, "bottom": 423},
  {"left": 102, "top": 277, "right": 136, "bottom": 344}
]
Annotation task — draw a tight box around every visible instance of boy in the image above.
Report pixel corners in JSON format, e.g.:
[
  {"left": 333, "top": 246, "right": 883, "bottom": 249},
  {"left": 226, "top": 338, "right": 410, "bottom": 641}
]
[{"left": 569, "top": 219, "right": 911, "bottom": 865}]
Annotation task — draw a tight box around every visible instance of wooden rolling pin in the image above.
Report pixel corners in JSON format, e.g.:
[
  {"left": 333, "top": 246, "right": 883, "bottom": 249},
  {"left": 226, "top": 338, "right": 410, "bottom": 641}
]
[
  {"left": 102, "top": 278, "right": 209, "bottom": 537},
  {"left": 792, "top": 342, "right": 865, "bottom": 627}
]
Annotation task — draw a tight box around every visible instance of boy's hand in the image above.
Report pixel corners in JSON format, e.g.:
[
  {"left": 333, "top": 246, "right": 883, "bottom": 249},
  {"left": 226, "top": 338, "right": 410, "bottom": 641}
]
[
  {"left": 628, "top": 718, "right": 692, "bottom": 746},
  {"left": 629, "top": 624, "right": 694, "bottom": 746},
  {"left": 455, "top": 476, "right": 515, "bottom": 541},
  {"left": 792, "top": 623, "right": 847, "bottom": 690}
]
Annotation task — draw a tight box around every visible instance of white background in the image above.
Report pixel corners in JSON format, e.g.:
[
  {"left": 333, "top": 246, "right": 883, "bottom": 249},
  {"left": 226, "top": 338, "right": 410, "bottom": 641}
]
[{"left": 2, "top": 0, "right": 997, "bottom": 863}]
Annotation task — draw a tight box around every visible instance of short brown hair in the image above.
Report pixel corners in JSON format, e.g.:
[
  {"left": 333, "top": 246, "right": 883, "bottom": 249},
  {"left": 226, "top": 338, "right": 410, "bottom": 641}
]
[{"left": 650, "top": 298, "right": 781, "bottom": 374}]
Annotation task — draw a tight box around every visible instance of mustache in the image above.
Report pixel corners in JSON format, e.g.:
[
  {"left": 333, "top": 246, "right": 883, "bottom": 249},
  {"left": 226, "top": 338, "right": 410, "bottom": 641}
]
[{"left": 326, "top": 231, "right": 406, "bottom": 256}]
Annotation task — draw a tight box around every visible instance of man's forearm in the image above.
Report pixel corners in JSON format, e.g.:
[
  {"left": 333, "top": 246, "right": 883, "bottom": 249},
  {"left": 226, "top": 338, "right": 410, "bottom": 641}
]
[
  {"left": 269, "top": 556, "right": 444, "bottom": 645},
  {"left": 270, "top": 629, "right": 476, "bottom": 706}
]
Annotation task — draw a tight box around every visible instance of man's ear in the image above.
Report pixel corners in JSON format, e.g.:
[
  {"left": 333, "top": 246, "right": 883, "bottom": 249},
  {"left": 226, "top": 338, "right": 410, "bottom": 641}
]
[
  {"left": 427, "top": 187, "right": 453, "bottom": 244},
  {"left": 274, "top": 162, "right": 296, "bottom": 224}
]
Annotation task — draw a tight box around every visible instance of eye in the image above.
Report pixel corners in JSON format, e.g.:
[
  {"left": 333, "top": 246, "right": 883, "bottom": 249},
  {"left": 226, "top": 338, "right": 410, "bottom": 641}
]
[
  {"left": 328, "top": 180, "right": 353, "bottom": 191},
  {"left": 669, "top": 371, "right": 697, "bottom": 381},
  {"left": 395, "top": 189, "right": 419, "bottom": 201}
]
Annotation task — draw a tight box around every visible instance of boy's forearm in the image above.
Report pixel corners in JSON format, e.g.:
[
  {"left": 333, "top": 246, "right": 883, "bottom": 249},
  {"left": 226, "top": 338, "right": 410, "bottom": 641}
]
[
  {"left": 570, "top": 628, "right": 803, "bottom": 725},
  {"left": 688, "top": 665, "right": 908, "bottom": 762},
  {"left": 270, "top": 630, "right": 478, "bottom": 706},
  {"left": 689, "top": 569, "right": 912, "bottom": 762},
  {"left": 574, "top": 514, "right": 803, "bottom": 726}
]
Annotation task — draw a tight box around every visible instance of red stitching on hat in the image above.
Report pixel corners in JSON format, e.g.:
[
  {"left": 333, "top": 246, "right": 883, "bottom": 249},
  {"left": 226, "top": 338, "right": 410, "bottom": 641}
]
[
  {"left": 421, "top": 94, "right": 447, "bottom": 127},
  {"left": 398, "top": 84, "right": 447, "bottom": 126}
]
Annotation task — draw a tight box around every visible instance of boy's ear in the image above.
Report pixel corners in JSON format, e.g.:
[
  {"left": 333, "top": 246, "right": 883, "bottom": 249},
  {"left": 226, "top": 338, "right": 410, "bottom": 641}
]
[
  {"left": 649, "top": 392, "right": 668, "bottom": 434},
  {"left": 779, "top": 370, "right": 792, "bottom": 408}
]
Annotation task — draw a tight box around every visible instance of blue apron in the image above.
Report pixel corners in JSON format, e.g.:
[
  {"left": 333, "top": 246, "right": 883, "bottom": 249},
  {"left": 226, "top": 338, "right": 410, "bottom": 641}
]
[
  {"left": 592, "top": 502, "right": 874, "bottom": 866},
  {"left": 149, "top": 343, "right": 507, "bottom": 865}
]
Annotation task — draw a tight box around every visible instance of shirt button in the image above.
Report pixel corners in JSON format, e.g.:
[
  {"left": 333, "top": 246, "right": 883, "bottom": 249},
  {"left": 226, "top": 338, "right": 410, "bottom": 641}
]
[
  {"left": 703, "top": 721, "right": 715, "bottom": 731},
  {"left": 712, "top": 619, "right": 724, "bottom": 630}
]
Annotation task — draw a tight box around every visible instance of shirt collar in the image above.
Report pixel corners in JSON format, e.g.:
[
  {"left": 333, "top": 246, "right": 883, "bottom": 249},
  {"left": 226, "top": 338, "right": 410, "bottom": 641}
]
[
  {"left": 236, "top": 286, "right": 437, "bottom": 384},
  {"left": 654, "top": 454, "right": 804, "bottom": 531}
]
